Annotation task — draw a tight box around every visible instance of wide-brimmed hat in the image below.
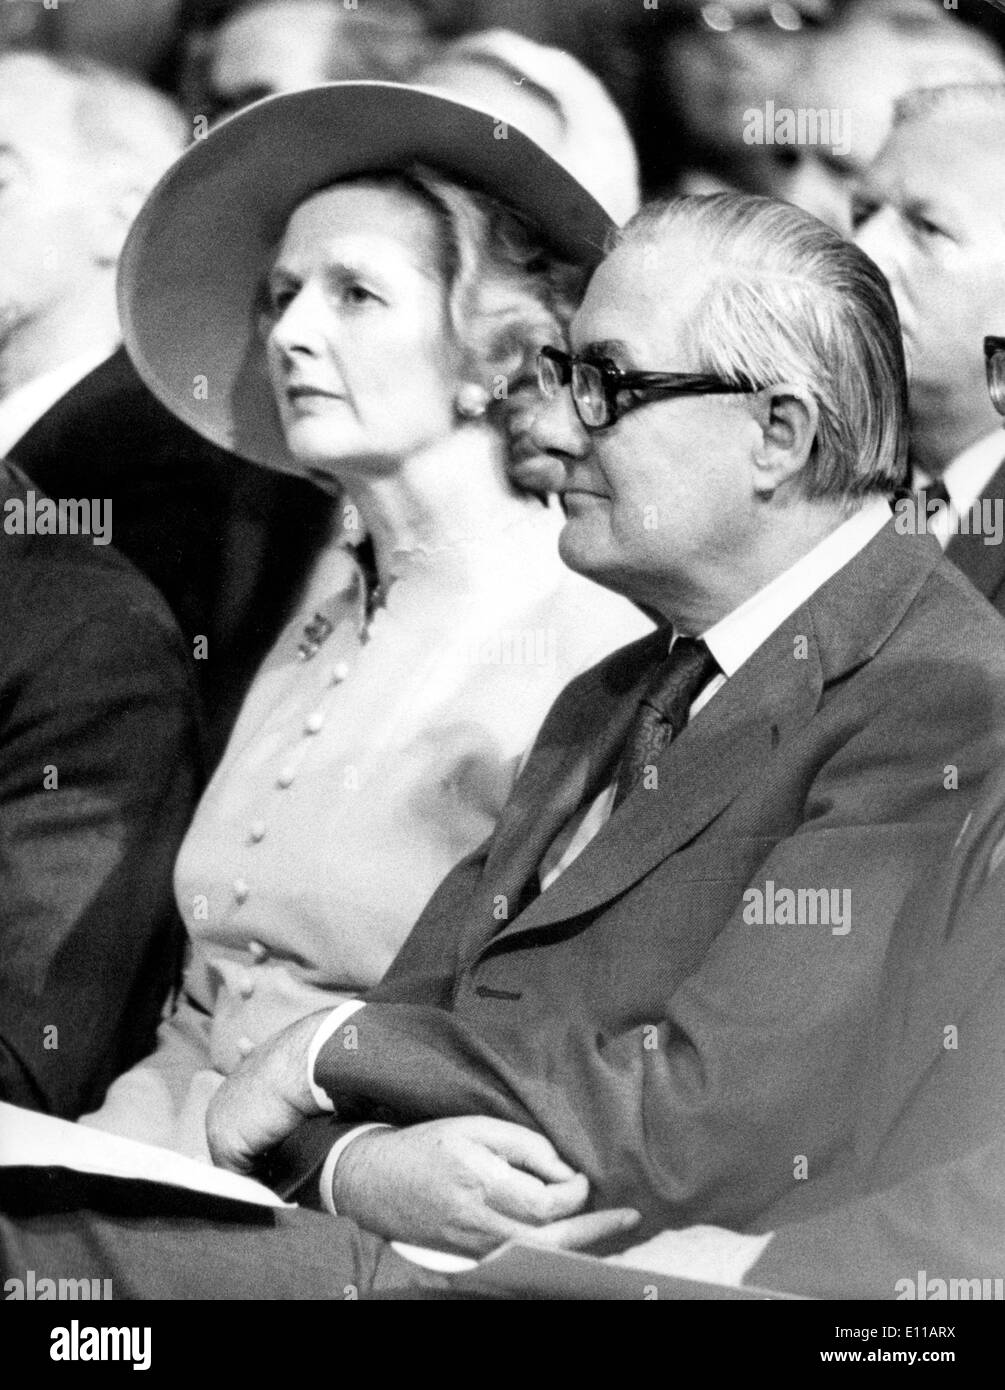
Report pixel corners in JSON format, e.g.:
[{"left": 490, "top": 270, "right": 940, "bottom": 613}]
[{"left": 118, "top": 80, "right": 617, "bottom": 468}]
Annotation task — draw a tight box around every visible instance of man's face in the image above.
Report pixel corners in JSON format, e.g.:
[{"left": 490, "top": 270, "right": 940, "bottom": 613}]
[
  {"left": 0, "top": 65, "right": 113, "bottom": 360},
  {"left": 530, "top": 238, "right": 765, "bottom": 618},
  {"left": 853, "top": 111, "right": 1005, "bottom": 437}
]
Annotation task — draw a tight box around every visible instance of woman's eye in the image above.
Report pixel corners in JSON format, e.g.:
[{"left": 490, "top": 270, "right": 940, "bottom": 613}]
[
  {"left": 267, "top": 286, "right": 296, "bottom": 314},
  {"left": 343, "top": 283, "right": 378, "bottom": 306},
  {"left": 911, "top": 213, "right": 947, "bottom": 241}
]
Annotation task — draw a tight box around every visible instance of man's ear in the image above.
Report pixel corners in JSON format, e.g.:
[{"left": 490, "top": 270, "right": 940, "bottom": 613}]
[
  {"left": 92, "top": 182, "right": 146, "bottom": 268},
  {"left": 748, "top": 384, "right": 819, "bottom": 497}
]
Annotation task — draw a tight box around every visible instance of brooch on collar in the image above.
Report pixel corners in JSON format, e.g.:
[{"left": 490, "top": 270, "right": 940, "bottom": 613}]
[{"left": 297, "top": 612, "right": 334, "bottom": 663}]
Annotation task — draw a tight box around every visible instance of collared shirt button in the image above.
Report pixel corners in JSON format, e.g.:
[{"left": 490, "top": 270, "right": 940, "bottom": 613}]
[
  {"left": 248, "top": 940, "right": 268, "bottom": 962},
  {"left": 249, "top": 820, "right": 267, "bottom": 843},
  {"left": 233, "top": 878, "right": 249, "bottom": 905},
  {"left": 236, "top": 1036, "right": 255, "bottom": 1057},
  {"left": 277, "top": 764, "right": 296, "bottom": 789},
  {"left": 237, "top": 974, "right": 255, "bottom": 999},
  {"left": 328, "top": 661, "right": 350, "bottom": 685},
  {"left": 304, "top": 709, "right": 325, "bottom": 735}
]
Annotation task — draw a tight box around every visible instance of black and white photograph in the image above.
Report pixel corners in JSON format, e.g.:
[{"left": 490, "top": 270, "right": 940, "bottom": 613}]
[{"left": 1, "top": 0, "right": 1004, "bottom": 1356}]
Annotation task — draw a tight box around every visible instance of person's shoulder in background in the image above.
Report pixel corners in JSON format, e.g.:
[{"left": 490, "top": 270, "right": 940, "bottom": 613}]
[{"left": 0, "top": 459, "right": 205, "bottom": 1117}]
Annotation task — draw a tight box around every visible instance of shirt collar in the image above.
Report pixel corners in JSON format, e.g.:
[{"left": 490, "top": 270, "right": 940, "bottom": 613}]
[
  {"left": 915, "top": 429, "right": 1005, "bottom": 517},
  {"left": 0, "top": 346, "right": 118, "bottom": 459},
  {"left": 696, "top": 495, "right": 892, "bottom": 679}
]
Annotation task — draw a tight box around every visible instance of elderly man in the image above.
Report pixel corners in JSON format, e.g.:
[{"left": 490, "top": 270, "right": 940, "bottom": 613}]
[
  {"left": 0, "top": 51, "right": 331, "bottom": 758},
  {"left": 4, "top": 192, "right": 1005, "bottom": 1296},
  {"left": 596, "top": 338, "right": 1005, "bottom": 1297},
  {"left": 853, "top": 83, "right": 1005, "bottom": 610}
]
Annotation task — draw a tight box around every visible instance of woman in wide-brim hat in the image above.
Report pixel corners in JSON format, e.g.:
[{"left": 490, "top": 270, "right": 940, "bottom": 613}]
[{"left": 84, "top": 81, "right": 651, "bottom": 1157}]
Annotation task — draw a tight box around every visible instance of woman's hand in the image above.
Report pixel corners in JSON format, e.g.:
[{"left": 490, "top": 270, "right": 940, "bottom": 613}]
[{"left": 206, "top": 1013, "right": 328, "bottom": 1174}]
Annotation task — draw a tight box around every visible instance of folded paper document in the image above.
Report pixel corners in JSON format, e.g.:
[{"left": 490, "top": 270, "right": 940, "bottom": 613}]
[{"left": 0, "top": 1102, "right": 290, "bottom": 1209}]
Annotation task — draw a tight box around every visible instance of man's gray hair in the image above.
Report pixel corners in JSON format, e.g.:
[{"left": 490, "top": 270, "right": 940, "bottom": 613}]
[
  {"left": 613, "top": 194, "right": 908, "bottom": 503},
  {"left": 893, "top": 80, "right": 1005, "bottom": 129},
  {"left": 0, "top": 50, "right": 186, "bottom": 194}
]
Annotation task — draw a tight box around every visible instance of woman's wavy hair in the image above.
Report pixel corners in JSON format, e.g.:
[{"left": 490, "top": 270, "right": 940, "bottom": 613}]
[{"left": 338, "top": 165, "right": 587, "bottom": 481}]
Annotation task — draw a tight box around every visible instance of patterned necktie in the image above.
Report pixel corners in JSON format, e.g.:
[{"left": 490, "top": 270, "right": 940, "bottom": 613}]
[{"left": 613, "top": 636, "right": 720, "bottom": 810}]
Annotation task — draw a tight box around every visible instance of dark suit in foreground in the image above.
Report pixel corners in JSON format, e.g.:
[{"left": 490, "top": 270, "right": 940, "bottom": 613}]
[
  {"left": 4, "top": 518, "right": 1005, "bottom": 1296},
  {"left": 0, "top": 461, "right": 202, "bottom": 1117},
  {"left": 9, "top": 347, "right": 334, "bottom": 761},
  {"left": 744, "top": 758, "right": 1005, "bottom": 1297}
]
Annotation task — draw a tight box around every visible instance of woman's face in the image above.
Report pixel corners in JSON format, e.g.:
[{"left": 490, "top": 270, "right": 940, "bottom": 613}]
[{"left": 263, "top": 181, "right": 462, "bottom": 484}]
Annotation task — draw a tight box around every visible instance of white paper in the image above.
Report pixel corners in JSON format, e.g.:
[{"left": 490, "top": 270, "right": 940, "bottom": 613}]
[{"left": 0, "top": 1101, "right": 290, "bottom": 1209}]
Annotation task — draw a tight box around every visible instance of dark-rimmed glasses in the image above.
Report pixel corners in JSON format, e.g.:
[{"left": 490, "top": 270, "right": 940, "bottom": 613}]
[
  {"left": 985, "top": 336, "right": 1005, "bottom": 418},
  {"left": 537, "top": 346, "right": 760, "bottom": 431}
]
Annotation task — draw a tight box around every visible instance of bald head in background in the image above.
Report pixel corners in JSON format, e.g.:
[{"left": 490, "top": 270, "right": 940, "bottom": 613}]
[
  {"left": 854, "top": 85, "right": 1005, "bottom": 475},
  {"left": 776, "top": 2, "right": 1003, "bottom": 233},
  {"left": 0, "top": 51, "right": 185, "bottom": 398}
]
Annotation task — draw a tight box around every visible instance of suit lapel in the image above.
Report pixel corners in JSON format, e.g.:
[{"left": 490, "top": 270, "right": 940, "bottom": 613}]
[
  {"left": 476, "top": 519, "right": 944, "bottom": 958},
  {"left": 455, "top": 627, "right": 667, "bottom": 965},
  {"left": 945, "top": 457, "right": 1005, "bottom": 603}
]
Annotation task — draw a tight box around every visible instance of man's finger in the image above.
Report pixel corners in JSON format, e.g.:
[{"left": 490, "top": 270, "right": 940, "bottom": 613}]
[
  {"left": 475, "top": 1120, "right": 579, "bottom": 1183},
  {"left": 482, "top": 1161, "right": 589, "bottom": 1225},
  {"left": 519, "top": 1208, "right": 642, "bottom": 1251}
]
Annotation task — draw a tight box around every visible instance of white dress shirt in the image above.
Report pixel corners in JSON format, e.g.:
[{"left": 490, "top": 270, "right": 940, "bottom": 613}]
[
  {"left": 0, "top": 347, "right": 118, "bottom": 459},
  {"left": 312, "top": 495, "right": 894, "bottom": 1211},
  {"left": 914, "top": 429, "right": 1005, "bottom": 550}
]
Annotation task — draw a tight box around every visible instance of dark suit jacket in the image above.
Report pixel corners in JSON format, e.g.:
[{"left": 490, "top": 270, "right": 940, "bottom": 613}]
[
  {"left": 10, "top": 347, "right": 334, "bottom": 762},
  {"left": 946, "top": 455, "right": 1005, "bottom": 615},
  {"left": 279, "top": 519, "right": 1005, "bottom": 1240},
  {"left": 0, "top": 461, "right": 203, "bottom": 1117},
  {"left": 748, "top": 758, "right": 1005, "bottom": 1297}
]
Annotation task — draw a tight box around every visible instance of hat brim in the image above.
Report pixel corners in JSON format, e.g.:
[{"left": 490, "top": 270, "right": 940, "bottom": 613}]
[{"left": 118, "top": 81, "right": 616, "bottom": 469}]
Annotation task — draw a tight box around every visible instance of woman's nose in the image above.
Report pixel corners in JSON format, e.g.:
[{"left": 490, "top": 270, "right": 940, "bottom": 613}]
[{"left": 269, "top": 283, "right": 328, "bottom": 359}]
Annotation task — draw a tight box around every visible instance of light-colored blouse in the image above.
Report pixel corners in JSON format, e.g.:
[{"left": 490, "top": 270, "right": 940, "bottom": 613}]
[{"left": 85, "top": 494, "right": 652, "bottom": 1156}]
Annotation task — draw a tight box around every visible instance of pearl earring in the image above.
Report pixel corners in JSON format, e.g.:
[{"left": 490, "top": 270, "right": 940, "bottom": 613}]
[{"left": 456, "top": 383, "right": 489, "bottom": 419}]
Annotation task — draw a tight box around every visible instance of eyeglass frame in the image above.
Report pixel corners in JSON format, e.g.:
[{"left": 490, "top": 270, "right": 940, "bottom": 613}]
[
  {"left": 985, "top": 336, "right": 1005, "bottom": 418},
  {"left": 537, "top": 345, "right": 761, "bottom": 432}
]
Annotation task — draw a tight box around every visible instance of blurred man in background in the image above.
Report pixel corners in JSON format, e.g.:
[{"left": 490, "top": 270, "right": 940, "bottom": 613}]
[
  {"left": 853, "top": 84, "right": 1005, "bottom": 612},
  {"left": 179, "top": 0, "right": 429, "bottom": 122},
  {"left": 645, "top": 0, "right": 1002, "bottom": 210},
  {"left": 0, "top": 50, "right": 331, "bottom": 759}
]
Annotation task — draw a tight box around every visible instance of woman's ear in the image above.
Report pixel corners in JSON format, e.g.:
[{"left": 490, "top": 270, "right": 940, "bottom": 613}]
[{"left": 749, "top": 384, "right": 819, "bottom": 497}]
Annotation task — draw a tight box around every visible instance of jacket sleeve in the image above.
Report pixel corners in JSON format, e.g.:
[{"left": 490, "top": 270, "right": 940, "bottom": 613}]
[
  {"left": 747, "top": 1138, "right": 1005, "bottom": 1298},
  {"left": 0, "top": 603, "right": 203, "bottom": 1117},
  {"left": 307, "top": 673, "right": 1001, "bottom": 1234}
]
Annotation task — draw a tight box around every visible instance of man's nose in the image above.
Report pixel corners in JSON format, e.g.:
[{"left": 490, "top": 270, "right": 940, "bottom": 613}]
[
  {"left": 853, "top": 207, "right": 903, "bottom": 289},
  {"left": 529, "top": 386, "right": 592, "bottom": 465},
  {"left": 782, "top": 157, "right": 852, "bottom": 236}
]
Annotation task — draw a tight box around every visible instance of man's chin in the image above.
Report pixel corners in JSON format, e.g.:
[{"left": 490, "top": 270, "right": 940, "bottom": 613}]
[{"left": 558, "top": 522, "right": 620, "bottom": 588}]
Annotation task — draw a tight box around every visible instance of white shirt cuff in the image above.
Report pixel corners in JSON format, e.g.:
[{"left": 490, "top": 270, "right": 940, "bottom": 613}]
[
  {"left": 306, "top": 999, "right": 365, "bottom": 1112},
  {"left": 320, "top": 1122, "right": 394, "bottom": 1216}
]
